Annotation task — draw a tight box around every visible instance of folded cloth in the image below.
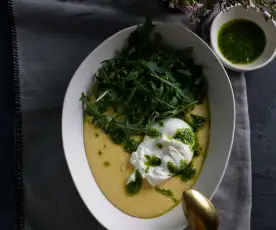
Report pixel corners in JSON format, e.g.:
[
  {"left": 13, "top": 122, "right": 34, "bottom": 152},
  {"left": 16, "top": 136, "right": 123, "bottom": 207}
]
[{"left": 14, "top": 0, "right": 251, "bottom": 229}]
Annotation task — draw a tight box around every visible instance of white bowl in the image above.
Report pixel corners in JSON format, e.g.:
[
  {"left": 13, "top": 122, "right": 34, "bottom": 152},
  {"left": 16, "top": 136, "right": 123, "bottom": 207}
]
[
  {"left": 62, "top": 23, "right": 235, "bottom": 230},
  {"left": 210, "top": 6, "right": 276, "bottom": 72}
]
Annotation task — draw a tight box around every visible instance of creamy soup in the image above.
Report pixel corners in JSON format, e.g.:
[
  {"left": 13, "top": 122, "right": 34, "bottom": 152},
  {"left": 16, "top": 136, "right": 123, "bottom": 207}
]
[{"left": 83, "top": 101, "right": 209, "bottom": 218}]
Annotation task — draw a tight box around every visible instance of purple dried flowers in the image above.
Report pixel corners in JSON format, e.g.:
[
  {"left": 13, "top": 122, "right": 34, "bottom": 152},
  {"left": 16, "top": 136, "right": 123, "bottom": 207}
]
[{"left": 162, "top": 0, "right": 276, "bottom": 22}]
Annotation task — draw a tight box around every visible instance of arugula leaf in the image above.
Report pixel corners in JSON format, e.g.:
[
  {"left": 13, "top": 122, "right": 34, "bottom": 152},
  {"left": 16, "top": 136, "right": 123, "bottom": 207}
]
[
  {"left": 189, "top": 114, "right": 207, "bottom": 132},
  {"left": 81, "top": 19, "right": 208, "bottom": 149}
]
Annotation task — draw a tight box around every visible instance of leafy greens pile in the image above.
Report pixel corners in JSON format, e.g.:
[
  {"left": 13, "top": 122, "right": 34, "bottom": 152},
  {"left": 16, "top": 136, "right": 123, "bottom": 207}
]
[{"left": 81, "top": 19, "right": 207, "bottom": 145}]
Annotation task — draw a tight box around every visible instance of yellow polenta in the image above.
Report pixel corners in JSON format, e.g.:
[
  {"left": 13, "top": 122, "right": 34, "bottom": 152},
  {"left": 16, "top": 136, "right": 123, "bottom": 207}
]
[{"left": 84, "top": 102, "right": 210, "bottom": 218}]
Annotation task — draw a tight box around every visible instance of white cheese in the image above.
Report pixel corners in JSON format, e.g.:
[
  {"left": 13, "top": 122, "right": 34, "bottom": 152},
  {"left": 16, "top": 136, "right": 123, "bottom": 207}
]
[{"left": 127, "top": 118, "right": 194, "bottom": 186}]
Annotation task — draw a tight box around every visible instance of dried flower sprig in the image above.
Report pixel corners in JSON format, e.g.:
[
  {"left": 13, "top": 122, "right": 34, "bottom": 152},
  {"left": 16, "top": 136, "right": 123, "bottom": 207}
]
[
  {"left": 217, "top": 0, "right": 275, "bottom": 19},
  {"left": 162, "top": 0, "right": 276, "bottom": 22},
  {"left": 162, "top": 0, "right": 204, "bottom": 23},
  {"left": 254, "top": 0, "right": 276, "bottom": 19}
]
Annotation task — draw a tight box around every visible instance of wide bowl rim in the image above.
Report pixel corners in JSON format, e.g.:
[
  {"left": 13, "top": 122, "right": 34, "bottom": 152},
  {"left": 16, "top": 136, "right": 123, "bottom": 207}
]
[{"left": 62, "top": 22, "right": 235, "bottom": 230}]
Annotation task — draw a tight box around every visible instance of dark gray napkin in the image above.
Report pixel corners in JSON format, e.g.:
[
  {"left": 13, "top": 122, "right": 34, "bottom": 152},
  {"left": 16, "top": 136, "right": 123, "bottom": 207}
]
[{"left": 14, "top": 0, "right": 251, "bottom": 229}]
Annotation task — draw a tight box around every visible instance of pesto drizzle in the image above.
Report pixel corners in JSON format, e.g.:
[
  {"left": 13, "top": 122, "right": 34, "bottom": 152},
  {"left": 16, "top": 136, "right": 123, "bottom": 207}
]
[
  {"left": 103, "top": 161, "right": 110, "bottom": 167},
  {"left": 156, "top": 143, "right": 163, "bottom": 149},
  {"left": 123, "top": 139, "right": 141, "bottom": 153},
  {"left": 126, "top": 170, "right": 143, "bottom": 194},
  {"left": 144, "top": 154, "right": 162, "bottom": 167},
  {"left": 173, "top": 128, "right": 195, "bottom": 146},
  {"left": 193, "top": 140, "right": 203, "bottom": 157},
  {"left": 155, "top": 187, "right": 177, "bottom": 203},
  {"left": 167, "top": 160, "right": 196, "bottom": 181},
  {"left": 147, "top": 128, "right": 162, "bottom": 138}
]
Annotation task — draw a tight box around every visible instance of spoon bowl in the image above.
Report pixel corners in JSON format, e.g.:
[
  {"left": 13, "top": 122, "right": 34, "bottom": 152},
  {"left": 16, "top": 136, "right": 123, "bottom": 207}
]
[{"left": 182, "top": 189, "right": 219, "bottom": 230}]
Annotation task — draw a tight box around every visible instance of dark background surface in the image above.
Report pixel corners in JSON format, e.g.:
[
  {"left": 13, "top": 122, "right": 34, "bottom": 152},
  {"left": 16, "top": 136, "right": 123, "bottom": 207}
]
[
  {"left": 0, "top": 1, "right": 16, "bottom": 230},
  {"left": 1, "top": 1, "right": 276, "bottom": 230},
  {"left": 246, "top": 59, "right": 276, "bottom": 230}
]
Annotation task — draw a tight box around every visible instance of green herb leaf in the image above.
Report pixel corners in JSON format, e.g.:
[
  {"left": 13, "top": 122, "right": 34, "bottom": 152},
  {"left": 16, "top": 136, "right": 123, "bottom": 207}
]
[
  {"left": 189, "top": 114, "right": 207, "bottom": 132},
  {"left": 109, "top": 129, "right": 126, "bottom": 144},
  {"left": 81, "top": 19, "right": 207, "bottom": 152}
]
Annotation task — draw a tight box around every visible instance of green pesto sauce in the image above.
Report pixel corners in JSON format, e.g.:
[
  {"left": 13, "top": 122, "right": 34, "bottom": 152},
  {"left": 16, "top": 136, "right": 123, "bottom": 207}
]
[
  {"left": 123, "top": 139, "right": 141, "bottom": 153},
  {"left": 173, "top": 128, "right": 195, "bottom": 147},
  {"left": 167, "top": 160, "right": 196, "bottom": 181},
  {"left": 147, "top": 128, "right": 162, "bottom": 138},
  {"left": 156, "top": 143, "right": 163, "bottom": 149},
  {"left": 144, "top": 154, "right": 162, "bottom": 167},
  {"left": 193, "top": 141, "right": 203, "bottom": 157},
  {"left": 155, "top": 187, "right": 177, "bottom": 203},
  {"left": 218, "top": 19, "right": 266, "bottom": 64},
  {"left": 103, "top": 161, "right": 110, "bottom": 167},
  {"left": 126, "top": 170, "right": 143, "bottom": 194}
]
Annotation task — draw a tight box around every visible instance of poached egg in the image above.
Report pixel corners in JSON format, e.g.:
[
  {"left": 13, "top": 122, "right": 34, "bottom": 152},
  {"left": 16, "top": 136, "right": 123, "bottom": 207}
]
[{"left": 127, "top": 118, "right": 195, "bottom": 186}]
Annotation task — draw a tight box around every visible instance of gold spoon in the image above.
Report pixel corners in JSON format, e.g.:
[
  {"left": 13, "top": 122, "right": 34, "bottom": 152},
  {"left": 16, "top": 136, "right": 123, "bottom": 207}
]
[{"left": 182, "top": 189, "right": 219, "bottom": 230}]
